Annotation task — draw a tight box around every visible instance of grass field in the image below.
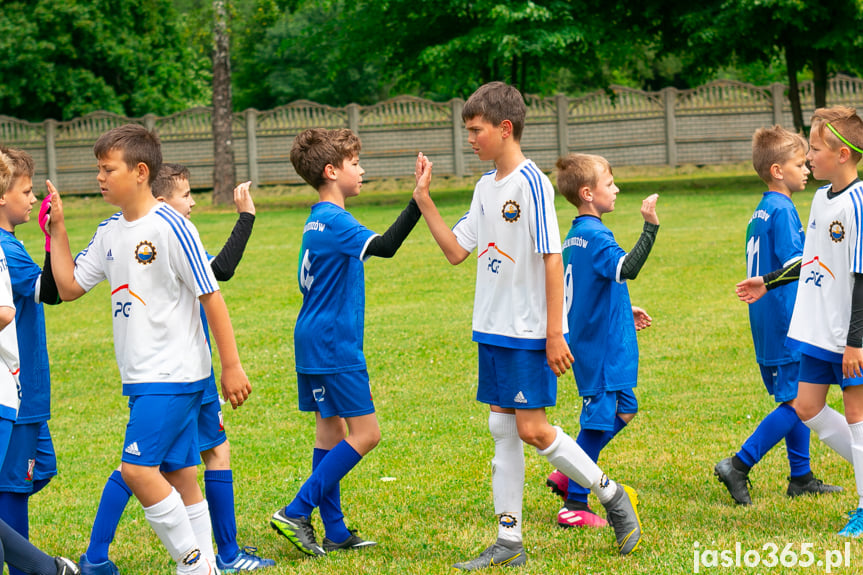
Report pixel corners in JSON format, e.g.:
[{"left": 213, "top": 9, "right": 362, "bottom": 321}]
[{"left": 13, "top": 167, "right": 862, "bottom": 574}]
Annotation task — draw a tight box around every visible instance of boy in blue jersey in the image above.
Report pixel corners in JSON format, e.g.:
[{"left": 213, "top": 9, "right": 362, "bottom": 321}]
[
  {"left": 738, "top": 108, "right": 863, "bottom": 535},
  {"left": 0, "top": 147, "right": 71, "bottom": 575},
  {"left": 0, "top": 148, "right": 80, "bottom": 575},
  {"left": 548, "top": 153, "right": 658, "bottom": 529},
  {"left": 716, "top": 126, "right": 841, "bottom": 505},
  {"left": 47, "top": 124, "right": 252, "bottom": 575},
  {"left": 78, "top": 164, "right": 272, "bottom": 575},
  {"left": 412, "top": 82, "right": 642, "bottom": 569},
  {"left": 270, "top": 128, "right": 430, "bottom": 557}
]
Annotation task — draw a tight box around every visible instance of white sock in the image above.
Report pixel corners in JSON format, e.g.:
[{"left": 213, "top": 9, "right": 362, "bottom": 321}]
[
  {"left": 804, "top": 405, "right": 853, "bottom": 462},
  {"left": 537, "top": 426, "right": 618, "bottom": 503},
  {"left": 489, "top": 411, "right": 523, "bottom": 543},
  {"left": 186, "top": 500, "right": 217, "bottom": 567},
  {"left": 143, "top": 488, "right": 206, "bottom": 574},
  {"left": 849, "top": 421, "right": 863, "bottom": 509}
]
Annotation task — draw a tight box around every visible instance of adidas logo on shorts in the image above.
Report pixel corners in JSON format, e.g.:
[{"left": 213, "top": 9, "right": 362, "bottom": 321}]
[
  {"left": 124, "top": 442, "right": 141, "bottom": 456},
  {"left": 514, "top": 391, "right": 527, "bottom": 404}
]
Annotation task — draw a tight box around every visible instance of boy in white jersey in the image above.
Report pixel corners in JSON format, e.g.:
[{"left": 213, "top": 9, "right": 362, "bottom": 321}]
[
  {"left": 412, "top": 81, "right": 642, "bottom": 569},
  {"left": 738, "top": 107, "right": 863, "bottom": 535},
  {"left": 78, "top": 164, "right": 272, "bottom": 575},
  {"left": 46, "top": 124, "right": 252, "bottom": 575}
]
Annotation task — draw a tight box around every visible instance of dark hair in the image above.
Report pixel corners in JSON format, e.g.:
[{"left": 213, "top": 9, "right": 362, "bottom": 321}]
[
  {"left": 93, "top": 124, "right": 162, "bottom": 184},
  {"left": 290, "top": 128, "right": 361, "bottom": 189},
  {"left": 462, "top": 82, "right": 526, "bottom": 141},
  {"left": 151, "top": 163, "right": 191, "bottom": 199}
]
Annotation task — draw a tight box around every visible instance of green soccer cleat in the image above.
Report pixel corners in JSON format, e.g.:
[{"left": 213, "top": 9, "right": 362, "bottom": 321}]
[{"left": 270, "top": 509, "right": 325, "bottom": 557}]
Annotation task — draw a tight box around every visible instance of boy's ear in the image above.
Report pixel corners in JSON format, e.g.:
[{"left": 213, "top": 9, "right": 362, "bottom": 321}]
[
  {"left": 500, "top": 119, "right": 513, "bottom": 139},
  {"left": 838, "top": 145, "right": 852, "bottom": 164},
  {"left": 323, "top": 163, "right": 338, "bottom": 181},
  {"left": 155, "top": 196, "right": 167, "bottom": 203},
  {"left": 770, "top": 163, "right": 783, "bottom": 180},
  {"left": 579, "top": 185, "right": 592, "bottom": 203},
  {"left": 136, "top": 162, "right": 149, "bottom": 184}
]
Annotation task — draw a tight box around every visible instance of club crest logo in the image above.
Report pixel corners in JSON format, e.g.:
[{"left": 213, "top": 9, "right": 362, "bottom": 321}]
[
  {"left": 218, "top": 410, "right": 224, "bottom": 432},
  {"left": 26, "top": 458, "right": 35, "bottom": 481},
  {"left": 501, "top": 200, "right": 521, "bottom": 223},
  {"left": 830, "top": 221, "right": 845, "bottom": 243},
  {"left": 135, "top": 241, "right": 157, "bottom": 264},
  {"left": 498, "top": 513, "right": 518, "bottom": 529}
]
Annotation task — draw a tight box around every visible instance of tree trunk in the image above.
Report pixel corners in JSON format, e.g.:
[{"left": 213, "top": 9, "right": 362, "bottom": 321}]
[
  {"left": 784, "top": 40, "right": 804, "bottom": 134},
  {"left": 811, "top": 50, "right": 828, "bottom": 109},
  {"left": 212, "top": 0, "right": 235, "bottom": 205}
]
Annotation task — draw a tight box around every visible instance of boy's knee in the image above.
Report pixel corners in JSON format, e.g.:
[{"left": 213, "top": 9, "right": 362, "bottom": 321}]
[
  {"left": 619, "top": 412, "right": 637, "bottom": 424},
  {"left": 202, "top": 440, "right": 231, "bottom": 470}
]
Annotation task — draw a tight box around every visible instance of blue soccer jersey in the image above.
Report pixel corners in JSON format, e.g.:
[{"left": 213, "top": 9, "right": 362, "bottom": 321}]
[
  {"left": 294, "top": 202, "right": 377, "bottom": 374},
  {"left": 563, "top": 215, "right": 637, "bottom": 396},
  {"left": 746, "top": 192, "right": 804, "bottom": 365},
  {"left": 0, "top": 229, "right": 50, "bottom": 424}
]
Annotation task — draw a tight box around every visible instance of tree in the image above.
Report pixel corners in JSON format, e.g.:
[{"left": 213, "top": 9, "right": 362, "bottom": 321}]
[
  {"left": 0, "top": 0, "right": 209, "bottom": 121},
  {"left": 212, "top": 0, "right": 235, "bottom": 205}
]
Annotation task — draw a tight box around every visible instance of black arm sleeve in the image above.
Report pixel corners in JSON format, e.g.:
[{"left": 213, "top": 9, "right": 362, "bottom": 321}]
[
  {"left": 210, "top": 212, "right": 255, "bottom": 282},
  {"left": 619, "top": 222, "right": 659, "bottom": 281},
  {"left": 847, "top": 273, "right": 863, "bottom": 347},
  {"left": 38, "top": 251, "right": 61, "bottom": 305},
  {"left": 365, "top": 199, "right": 422, "bottom": 258},
  {"left": 762, "top": 258, "right": 801, "bottom": 291}
]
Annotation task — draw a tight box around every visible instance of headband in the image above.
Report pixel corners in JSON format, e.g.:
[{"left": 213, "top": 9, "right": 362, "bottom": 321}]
[{"left": 826, "top": 122, "right": 863, "bottom": 154}]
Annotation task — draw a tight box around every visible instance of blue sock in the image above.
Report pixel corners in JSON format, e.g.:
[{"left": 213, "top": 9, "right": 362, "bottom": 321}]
[
  {"left": 568, "top": 416, "right": 629, "bottom": 504},
  {"left": 85, "top": 470, "right": 132, "bottom": 564},
  {"left": 205, "top": 469, "right": 239, "bottom": 563},
  {"left": 313, "top": 448, "right": 351, "bottom": 544},
  {"left": 285, "top": 440, "right": 362, "bottom": 519},
  {"left": 785, "top": 417, "right": 812, "bottom": 478},
  {"left": 0, "top": 492, "right": 29, "bottom": 575},
  {"left": 737, "top": 403, "right": 800, "bottom": 468}
]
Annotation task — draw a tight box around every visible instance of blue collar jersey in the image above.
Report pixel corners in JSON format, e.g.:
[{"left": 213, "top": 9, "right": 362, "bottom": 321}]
[
  {"left": 746, "top": 192, "right": 804, "bottom": 366},
  {"left": 563, "top": 215, "right": 637, "bottom": 396},
  {"left": 0, "top": 229, "right": 50, "bottom": 423},
  {"left": 294, "top": 202, "right": 377, "bottom": 374}
]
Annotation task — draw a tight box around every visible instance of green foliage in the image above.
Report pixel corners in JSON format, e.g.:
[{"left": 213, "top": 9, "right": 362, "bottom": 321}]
[{"left": 0, "top": 0, "right": 210, "bottom": 121}]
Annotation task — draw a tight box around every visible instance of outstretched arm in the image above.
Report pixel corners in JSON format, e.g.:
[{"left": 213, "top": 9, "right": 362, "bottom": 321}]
[
  {"left": 210, "top": 181, "right": 255, "bottom": 281},
  {"left": 736, "top": 258, "right": 801, "bottom": 303},
  {"left": 46, "top": 181, "right": 86, "bottom": 302},
  {"left": 412, "top": 154, "right": 470, "bottom": 265},
  {"left": 200, "top": 290, "right": 251, "bottom": 409},
  {"left": 620, "top": 194, "right": 659, "bottom": 281}
]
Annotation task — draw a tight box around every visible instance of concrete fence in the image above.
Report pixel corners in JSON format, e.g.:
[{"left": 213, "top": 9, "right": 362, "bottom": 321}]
[{"left": 2, "top": 75, "right": 863, "bottom": 194}]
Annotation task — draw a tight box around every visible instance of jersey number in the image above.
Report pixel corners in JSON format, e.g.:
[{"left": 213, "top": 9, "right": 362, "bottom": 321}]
[
  {"left": 300, "top": 249, "right": 315, "bottom": 292},
  {"left": 746, "top": 236, "right": 761, "bottom": 278},
  {"left": 564, "top": 263, "right": 573, "bottom": 314}
]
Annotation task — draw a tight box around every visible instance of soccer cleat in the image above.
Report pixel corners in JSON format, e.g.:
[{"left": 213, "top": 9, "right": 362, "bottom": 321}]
[
  {"left": 838, "top": 508, "right": 863, "bottom": 537},
  {"left": 602, "top": 483, "right": 642, "bottom": 555},
  {"left": 269, "top": 509, "right": 326, "bottom": 557},
  {"left": 453, "top": 539, "right": 527, "bottom": 570},
  {"left": 55, "top": 557, "right": 81, "bottom": 575},
  {"left": 714, "top": 457, "right": 752, "bottom": 505},
  {"left": 558, "top": 506, "right": 608, "bottom": 528},
  {"left": 322, "top": 530, "right": 377, "bottom": 552},
  {"left": 545, "top": 469, "right": 569, "bottom": 500},
  {"left": 786, "top": 474, "right": 843, "bottom": 498},
  {"left": 78, "top": 554, "right": 118, "bottom": 575},
  {"left": 216, "top": 546, "right": 276, "bottom": 572}
]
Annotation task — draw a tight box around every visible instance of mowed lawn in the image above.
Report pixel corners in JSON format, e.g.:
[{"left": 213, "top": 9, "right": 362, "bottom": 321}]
[{"left": 17, "top": 168, "right": 860, "bottom": 575}]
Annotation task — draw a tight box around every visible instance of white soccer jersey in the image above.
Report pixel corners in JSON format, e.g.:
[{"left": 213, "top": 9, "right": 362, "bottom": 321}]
[
  {"left": 0, "top": 244, "right": 19, "bottom": 422},
  {"left": 787, "top": 181, "right": 863, "bottom": 361},
  {"left": 73, "top": 203, "right": 218, "bottom": 395},
  {"left": 453, "top": 159, "right": 566, "bottom": 350}
]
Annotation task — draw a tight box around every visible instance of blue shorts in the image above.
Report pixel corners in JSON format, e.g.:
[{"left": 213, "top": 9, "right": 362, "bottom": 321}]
[
  {"left": 799, "top": 353, "right": 863, "bottom": 390},
  {"left": 759, "top": 362, "right": 800, "bottom": 403},
  {"left": 124, "top": 393, "right": 202, "bottom": 470},
  {"left": 0, "top": 417, "right": 12, "bottom": 469},
  {"left": 477, "top": 344, "right": 556, "bottom": 409},
  {"left": 197, "top": 398, "right": 227, "bottom": 453},
  {"left": 0, "top": 421, "right": 57, "bottom": 493},
  {"left": 580, "top": 388, "right": 638, "bottom": 431},
  {"left": 297, "top": 370, "right": 375, "bottom": 418}
]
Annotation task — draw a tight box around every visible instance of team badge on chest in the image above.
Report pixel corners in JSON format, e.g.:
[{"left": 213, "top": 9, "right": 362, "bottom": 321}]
[
  {"left": 135, "top": 240, "right": 157, "bottom": 264},
  {"left": 501, "top": 200, "right": 521, "bottom": 223},
  {"left": 830, "top": 221, "right": 845, "bottom": 243}
]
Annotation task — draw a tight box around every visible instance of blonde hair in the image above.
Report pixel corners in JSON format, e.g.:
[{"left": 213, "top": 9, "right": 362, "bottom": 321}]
[
  {"left": 556, "top": 153, "right": 611, "bottom": 207},
  {"left": 752, "top": 125, "right": 808, "bottom": 184},
  {"left": 0, "top": 151, "right": 14, "bottom": 196},
  {"left": 811, "top": 106, "right": 863, "bottom": 164}
]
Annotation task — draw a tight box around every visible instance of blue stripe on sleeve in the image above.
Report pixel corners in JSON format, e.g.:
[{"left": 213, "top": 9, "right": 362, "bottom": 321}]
[
  {"left": 521, "top": 163, "right": 549, "bottom": 252},
  {"left": 74, "top": 213, "right": 122, "bottom": 262},
  {"left": 156, "top": 206, "right": 214, "bottom": 293},
  {"left": 853, "top": 189, "right": 863, "bottom": 272}
]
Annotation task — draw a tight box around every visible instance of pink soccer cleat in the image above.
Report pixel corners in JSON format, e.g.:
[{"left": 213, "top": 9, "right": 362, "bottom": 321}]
[
  {"left": 546, "top": 469, "right": 569, "bottom": 500},
  {"left": 557, "top": 507, "right": 608, "bottom": 529}
]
